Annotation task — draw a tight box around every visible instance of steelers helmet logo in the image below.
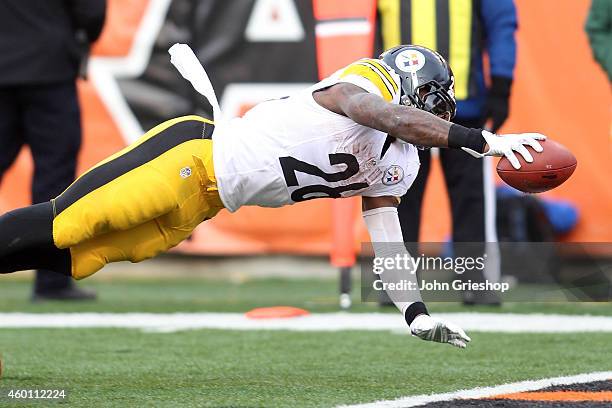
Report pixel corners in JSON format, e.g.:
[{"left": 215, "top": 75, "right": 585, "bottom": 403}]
[
  {"left": 382, "top": 165, "right": 404, "bottom": 185},
  {"left": 395, "top": 50, "right": 426, "bottom": 73}
]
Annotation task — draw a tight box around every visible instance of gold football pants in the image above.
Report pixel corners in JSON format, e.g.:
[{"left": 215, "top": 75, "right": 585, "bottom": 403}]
[{"left": 51, "top": 115, "right": 223, "bottom": 279}]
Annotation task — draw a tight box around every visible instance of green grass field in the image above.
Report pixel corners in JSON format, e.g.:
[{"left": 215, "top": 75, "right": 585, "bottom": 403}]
[
  {"left": 0, "top": 274, "right": 611, "bottom": 407},
  {"left": 1, "top": 277, "right": 610, "bottom": 315}
]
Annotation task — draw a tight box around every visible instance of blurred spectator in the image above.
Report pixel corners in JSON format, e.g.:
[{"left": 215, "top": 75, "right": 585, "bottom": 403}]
[
  {"left": 0, "top": 0, "right": 106, "bottom": 301},
  {"left": 377, "top": 0, "right": 517, "bottom": 305},
  {"left": 586, "top": 0, "right": 612, "bottom": 83}
]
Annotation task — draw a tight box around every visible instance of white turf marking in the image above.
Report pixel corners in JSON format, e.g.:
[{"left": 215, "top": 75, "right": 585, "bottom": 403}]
[
  {"left": 0, "top": 312, "right": 612, "bottom": 334},
  {"left": 337, "top": 371, "right": 612, "bottom": 408}
]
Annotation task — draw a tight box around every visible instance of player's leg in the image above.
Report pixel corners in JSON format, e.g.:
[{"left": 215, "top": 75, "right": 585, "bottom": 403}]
[
  {"left": 0, "top": 202, "right": 71, "bottom": 275},
  {"left": 52, "top": 115, "right": 215, "bottom": 249},
  {"left": 0, "top": 181, "right": 221, "bottom": 279},
  {"left": 0, "top": 115, "right": 217, "bottom": 278},
  {"left": 68, "top": 219, "right": 171, "bottom": 279},
  {"left": 67, "top": 138, "right": 223, "bottom": 279}
]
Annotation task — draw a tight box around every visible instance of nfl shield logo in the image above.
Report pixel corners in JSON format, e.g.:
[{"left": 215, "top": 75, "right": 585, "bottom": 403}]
[
  {"left": 382, "top": 165, "right": 404, "bottom": 186},
  {"left": 179, "top": 167, "right": 192, "bottom": 179}
]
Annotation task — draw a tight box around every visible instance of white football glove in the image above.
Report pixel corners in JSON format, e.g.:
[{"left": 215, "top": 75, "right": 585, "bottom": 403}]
[
  {"left": 462, "top": 130, "right": 546, "bottom": 170},
  {"left": 410, "top": 314, "right": 471, "bottom": 349}
]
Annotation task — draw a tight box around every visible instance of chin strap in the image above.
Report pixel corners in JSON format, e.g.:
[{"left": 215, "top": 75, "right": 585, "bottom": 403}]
[{"left": 169, "top": 43, "right": 222, "bottom": 125}]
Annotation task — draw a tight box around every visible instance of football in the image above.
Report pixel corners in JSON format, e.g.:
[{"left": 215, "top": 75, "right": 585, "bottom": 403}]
[{"left": 496, "top": 139, "right": 577, "bottom": 193}]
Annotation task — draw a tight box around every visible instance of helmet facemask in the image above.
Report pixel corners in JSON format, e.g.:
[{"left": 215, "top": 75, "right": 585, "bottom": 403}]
[
  {"left": 380, "top": 45, "right": 457, "bottom": 121},
  {"left": 401, "top": 80, "right": 457, "bottom": 121}
]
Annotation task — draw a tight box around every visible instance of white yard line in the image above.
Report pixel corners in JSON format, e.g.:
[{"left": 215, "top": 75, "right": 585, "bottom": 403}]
[
  {"left": 0, "top": 312, "right": 611, "bottom": 333},
  {"left": 337, "top": 371, "right": 612, "bottom": 408}
]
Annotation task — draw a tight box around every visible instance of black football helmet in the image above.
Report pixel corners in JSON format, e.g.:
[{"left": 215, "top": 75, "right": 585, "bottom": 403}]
[{"left": 380, "top": 45, "right": 456, "bottom": 120}]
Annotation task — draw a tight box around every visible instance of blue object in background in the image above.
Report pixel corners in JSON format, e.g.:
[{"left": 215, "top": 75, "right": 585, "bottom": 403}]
[
  {"left": 496, "top": 185, "right": 579, "bottom": 235},
  {"left": 540, "top": 199, "right": 579, "bottom": 235},
  {"left": 439, "top": 185, "right": 578, "bottom": 258}
]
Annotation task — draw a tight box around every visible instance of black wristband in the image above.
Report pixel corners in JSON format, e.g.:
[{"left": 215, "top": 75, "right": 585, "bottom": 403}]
[
  {"left": 448, "top": 124, "right": 486, "bottom": 153},
  {"left": 404, "top": 301, "right": 429, "bottom": 326}
]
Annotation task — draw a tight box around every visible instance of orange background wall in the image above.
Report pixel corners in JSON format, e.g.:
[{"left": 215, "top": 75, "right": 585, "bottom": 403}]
[{"left": 1, "top": 0, "right": 610, "bottom": 255}]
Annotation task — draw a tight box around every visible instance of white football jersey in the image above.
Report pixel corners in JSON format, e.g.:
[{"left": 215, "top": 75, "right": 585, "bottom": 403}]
[{"left": 212, "top": 58, "right": 420, "bottom": 213}]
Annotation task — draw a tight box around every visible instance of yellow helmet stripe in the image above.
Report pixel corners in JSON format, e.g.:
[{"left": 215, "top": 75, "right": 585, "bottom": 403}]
[
  {"left": 340, "top": 63, "right": 394, "bottom": 102},
  {"left": 360, "top": 59, "right": 399, "bottom": 94}
]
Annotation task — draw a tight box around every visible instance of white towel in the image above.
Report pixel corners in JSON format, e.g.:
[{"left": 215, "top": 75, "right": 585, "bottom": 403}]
[{"left": 168, "top": 43, "right": 222, "bottom": 124}]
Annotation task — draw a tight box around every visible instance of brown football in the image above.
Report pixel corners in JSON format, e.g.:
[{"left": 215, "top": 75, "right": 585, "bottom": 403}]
[{"left": 497, "top": 139, "right": 577, "bottom": 193}]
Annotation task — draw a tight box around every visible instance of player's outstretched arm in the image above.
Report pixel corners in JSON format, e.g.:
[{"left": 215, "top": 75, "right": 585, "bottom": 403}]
[
  {"left": 315, "top": 83, "right": 545, "bottom": 169},
  {"left": 319, "top": 83, "right": 453, "bottom": 147},
  {"left": 362, "top": 196, "right": 471, "bottom": 349}
]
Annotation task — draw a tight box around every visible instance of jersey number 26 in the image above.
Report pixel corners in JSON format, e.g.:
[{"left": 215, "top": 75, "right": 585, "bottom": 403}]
[{"left": 279, "top": 153, "right": 369, "bottom": 202}]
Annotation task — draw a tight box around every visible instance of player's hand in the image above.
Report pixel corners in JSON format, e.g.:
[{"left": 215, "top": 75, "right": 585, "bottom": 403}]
[
  {"left": 462, "top": 130, "right": 546, "bottom": 170},
  {"left": 410, "top": 314, "right": 471, "bottom": 349}
]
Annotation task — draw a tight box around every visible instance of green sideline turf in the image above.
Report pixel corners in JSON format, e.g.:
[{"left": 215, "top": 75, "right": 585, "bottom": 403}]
[
  {"left": 0, "top": 278, "right": 610, "bottom": 315},
  {"left": 0, "top": 277, "right": 610, "bottom": 407},
  {"left": 0, "top": 329, "right": 610, "bottom": 407}
]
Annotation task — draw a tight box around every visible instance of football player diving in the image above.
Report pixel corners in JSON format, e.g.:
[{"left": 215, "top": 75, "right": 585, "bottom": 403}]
[{"left": 0, "top": 44, "right": 545, "bottom": 348}]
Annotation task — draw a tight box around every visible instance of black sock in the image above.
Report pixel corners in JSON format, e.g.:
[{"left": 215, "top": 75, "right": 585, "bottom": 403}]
[{"left": 0, "top": 202, "right": 71, "bottom": 276}]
